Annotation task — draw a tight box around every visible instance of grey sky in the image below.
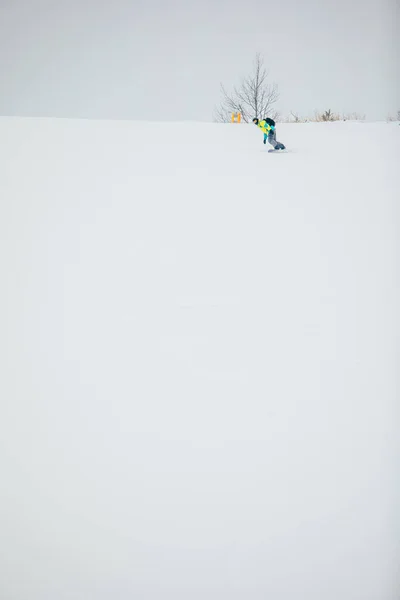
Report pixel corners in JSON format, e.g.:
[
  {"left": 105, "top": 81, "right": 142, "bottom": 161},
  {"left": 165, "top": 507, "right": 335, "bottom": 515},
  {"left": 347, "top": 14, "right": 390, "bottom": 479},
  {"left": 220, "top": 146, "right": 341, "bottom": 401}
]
[{"left": 0, "top": 0, "right": 399, "bottom": 121}]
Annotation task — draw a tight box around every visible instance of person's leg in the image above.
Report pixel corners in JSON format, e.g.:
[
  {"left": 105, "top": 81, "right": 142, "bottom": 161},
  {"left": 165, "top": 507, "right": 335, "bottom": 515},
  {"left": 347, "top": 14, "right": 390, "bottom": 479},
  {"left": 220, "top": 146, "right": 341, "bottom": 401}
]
[
  {"left": 267, "top": 130, "right": 277, "bottom": 149},
  {"left": 268, "top": 129, "right": 285, "bottom": 150},
  {"left": 275, "top": 129, "right": 285, "bottom": 150}
]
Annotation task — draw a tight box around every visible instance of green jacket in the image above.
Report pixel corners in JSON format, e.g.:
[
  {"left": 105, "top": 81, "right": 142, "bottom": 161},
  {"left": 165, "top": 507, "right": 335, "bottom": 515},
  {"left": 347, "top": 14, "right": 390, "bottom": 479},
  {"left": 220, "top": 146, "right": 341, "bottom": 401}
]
[{"left": 257, "top": 119, "right": 275, "bottom": 135}]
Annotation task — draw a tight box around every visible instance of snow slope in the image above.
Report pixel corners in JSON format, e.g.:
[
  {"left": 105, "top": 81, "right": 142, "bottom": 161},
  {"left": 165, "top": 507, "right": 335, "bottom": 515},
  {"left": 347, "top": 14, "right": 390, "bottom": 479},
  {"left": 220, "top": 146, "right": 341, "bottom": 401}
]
[{"left": 0, "top": 117, "right": 399, "bottom": 600}]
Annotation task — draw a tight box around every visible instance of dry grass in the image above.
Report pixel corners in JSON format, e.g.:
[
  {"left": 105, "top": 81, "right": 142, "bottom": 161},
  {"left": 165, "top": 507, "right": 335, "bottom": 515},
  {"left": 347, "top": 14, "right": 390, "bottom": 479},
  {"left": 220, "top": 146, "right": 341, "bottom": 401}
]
[{"left": 283, "top": 110, "right": 366, "bottom": 123}]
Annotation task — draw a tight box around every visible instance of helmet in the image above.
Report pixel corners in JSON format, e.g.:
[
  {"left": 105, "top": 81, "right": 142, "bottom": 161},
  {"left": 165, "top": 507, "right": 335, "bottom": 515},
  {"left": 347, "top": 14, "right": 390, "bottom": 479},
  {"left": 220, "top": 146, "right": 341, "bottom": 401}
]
[{"left": 252, "top": 118, "right": 259, "bottom": 124}]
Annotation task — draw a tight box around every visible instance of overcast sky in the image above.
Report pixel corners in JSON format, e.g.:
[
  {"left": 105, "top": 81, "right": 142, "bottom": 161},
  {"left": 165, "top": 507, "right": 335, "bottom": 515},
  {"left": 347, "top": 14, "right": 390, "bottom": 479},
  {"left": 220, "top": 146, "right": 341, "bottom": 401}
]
[{"left": 0, "top": 0, "right": 399, "bottom": 121}]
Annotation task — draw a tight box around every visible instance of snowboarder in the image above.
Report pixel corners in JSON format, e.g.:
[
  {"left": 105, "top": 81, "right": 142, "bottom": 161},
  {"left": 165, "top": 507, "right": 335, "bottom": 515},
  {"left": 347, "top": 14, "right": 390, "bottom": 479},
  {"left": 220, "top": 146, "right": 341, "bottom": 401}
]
[{"left": 252, "top": 117, "right": 285, "bottom": 151}]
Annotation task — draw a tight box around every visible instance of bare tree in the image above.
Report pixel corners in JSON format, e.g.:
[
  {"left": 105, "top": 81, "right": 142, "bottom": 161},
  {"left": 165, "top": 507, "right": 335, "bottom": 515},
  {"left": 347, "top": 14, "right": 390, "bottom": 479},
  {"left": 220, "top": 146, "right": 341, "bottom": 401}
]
[{"left": 214, "top": 53, "right": 279, "bottom": 123}]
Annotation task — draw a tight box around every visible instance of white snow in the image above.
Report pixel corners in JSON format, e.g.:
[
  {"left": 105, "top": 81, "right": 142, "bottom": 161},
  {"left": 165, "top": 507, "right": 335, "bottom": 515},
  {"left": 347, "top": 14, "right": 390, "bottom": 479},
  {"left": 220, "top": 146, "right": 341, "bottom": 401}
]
[{"left": 0, "top": 117, "right": 399, "bottom": 600}]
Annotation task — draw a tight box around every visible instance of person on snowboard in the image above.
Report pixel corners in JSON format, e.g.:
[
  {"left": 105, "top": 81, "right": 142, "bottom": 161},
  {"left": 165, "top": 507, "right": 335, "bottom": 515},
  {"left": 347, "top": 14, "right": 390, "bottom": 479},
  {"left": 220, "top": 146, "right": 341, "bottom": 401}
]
[{"left": 252, "top": 117, "right": 285, "bottom": 150}]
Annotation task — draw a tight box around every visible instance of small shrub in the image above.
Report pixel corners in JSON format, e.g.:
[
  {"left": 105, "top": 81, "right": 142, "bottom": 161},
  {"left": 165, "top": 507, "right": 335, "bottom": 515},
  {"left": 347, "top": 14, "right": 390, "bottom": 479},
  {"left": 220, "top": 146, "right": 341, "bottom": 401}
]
[
  {"left": 386, "top": 112, "right": 400, "bottom": 122},
  {"left": 314, "top": 109, "right": 340, "bottom": 122},
  {"left": 342, "top": 112, "right": 366, "bottom": 121},
  {"left": 284, "top": 112, "right": 308, "bottom": 123}
]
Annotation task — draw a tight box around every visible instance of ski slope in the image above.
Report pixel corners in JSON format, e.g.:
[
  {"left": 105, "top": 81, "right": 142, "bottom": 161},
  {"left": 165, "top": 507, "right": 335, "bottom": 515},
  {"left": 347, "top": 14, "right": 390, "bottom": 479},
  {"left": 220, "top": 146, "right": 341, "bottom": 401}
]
[{"left": 0, "top": 117, "right": 398, "bottom": 600}]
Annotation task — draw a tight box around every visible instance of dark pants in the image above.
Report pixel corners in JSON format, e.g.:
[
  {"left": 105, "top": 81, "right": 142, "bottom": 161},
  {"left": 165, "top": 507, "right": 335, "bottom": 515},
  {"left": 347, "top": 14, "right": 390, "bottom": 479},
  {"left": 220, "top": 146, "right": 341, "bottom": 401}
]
[{"left": 266, "top": 130, "right": 284, "bottom": 149}]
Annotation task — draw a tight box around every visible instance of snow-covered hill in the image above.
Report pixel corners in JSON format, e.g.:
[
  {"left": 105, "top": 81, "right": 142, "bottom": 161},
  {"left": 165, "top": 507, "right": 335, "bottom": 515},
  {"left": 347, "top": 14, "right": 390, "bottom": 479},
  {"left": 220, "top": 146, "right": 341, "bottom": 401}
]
[{"left": 0, "top": 117, "right": 398, "bottom": 600}]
